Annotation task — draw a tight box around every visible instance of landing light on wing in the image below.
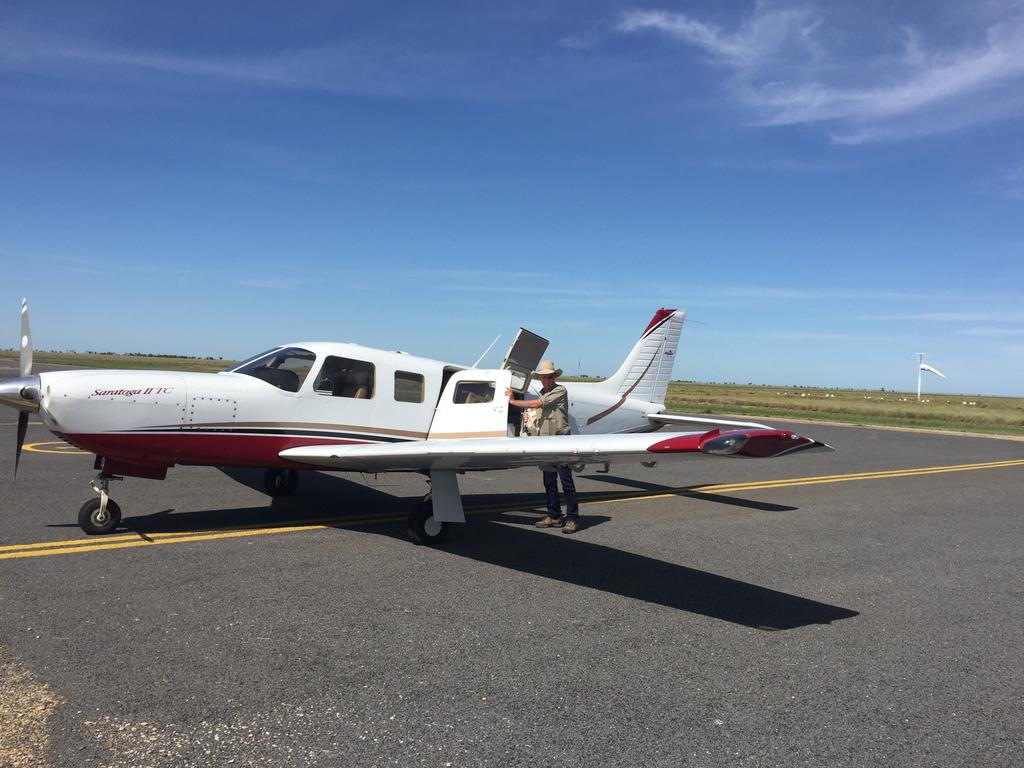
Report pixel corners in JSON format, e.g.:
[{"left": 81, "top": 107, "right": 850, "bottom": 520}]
[{"left": 702, "top": 432, "right": 749, "bottom": 455}]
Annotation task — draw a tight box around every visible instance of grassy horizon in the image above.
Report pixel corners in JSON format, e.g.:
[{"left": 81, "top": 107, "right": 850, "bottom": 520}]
[
  {"left": 0, "top": 349, "right": 233, "bottom": 373},
  {"left": 657, "top": 381, "right": 1024, "bottom": 437}
]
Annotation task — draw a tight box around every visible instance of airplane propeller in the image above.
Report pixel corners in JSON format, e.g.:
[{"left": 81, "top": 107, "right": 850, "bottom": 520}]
[
  {"left": 15, "top": 411, "right": 29, "bottom": 478},
  {"left": 9, "top": 299, "right": 40, "bottom": 479},
  {"left": 21, "top": 297, "right": 32, "bottom": 377}
]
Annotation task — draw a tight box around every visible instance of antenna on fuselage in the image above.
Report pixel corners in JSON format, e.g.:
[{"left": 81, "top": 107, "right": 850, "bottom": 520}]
[{"left": 472, "top": 335, "right": 501, "bottom": 368}]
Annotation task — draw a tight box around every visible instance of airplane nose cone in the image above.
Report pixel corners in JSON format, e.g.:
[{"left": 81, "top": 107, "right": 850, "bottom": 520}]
[{"left": 0, "top": 374, "right": 41, "bottom": 412}]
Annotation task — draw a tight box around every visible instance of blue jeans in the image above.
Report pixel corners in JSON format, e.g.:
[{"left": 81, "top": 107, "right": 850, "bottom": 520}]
[{"left": 542, "top": 466, "right": 579, "bottom": 519}]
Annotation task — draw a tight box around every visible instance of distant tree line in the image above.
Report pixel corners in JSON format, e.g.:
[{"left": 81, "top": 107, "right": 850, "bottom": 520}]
[{"left": 34, "top": 349, "right": 224, "bottom": 361}]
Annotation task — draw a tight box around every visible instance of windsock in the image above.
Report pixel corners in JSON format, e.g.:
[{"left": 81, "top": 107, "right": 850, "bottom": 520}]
[{"left": 919, "top": 363, "right": 946, "bottom": 378}]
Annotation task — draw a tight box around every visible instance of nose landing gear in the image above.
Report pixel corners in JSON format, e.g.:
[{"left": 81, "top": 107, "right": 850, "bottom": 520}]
[{"left": 78, "top": 474, "right": 123, "bottom": 535}]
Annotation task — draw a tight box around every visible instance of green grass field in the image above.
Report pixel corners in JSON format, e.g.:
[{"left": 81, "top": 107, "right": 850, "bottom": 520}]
[
  {"left": 660, "top": 381, "right": 1024, "bottom": 437},
  {"left": 0, "top": 349, "right": 231, "bottom": 373},
  {"left": 5, "top": 350, "right": 1023, "bottom": 437}
]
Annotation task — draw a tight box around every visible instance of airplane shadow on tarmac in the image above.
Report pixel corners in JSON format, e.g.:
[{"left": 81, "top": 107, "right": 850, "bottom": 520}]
[
  {"left": 72, "top": 468, "right": 858, "bottom": 632},
  {"left": 427, "top": 514, "right": 858, "bottom": 631}
]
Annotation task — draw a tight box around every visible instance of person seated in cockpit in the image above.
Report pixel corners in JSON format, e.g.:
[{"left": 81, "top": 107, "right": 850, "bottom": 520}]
[{"left": 347, "top": 370, "right": 370, "bottom": 399}]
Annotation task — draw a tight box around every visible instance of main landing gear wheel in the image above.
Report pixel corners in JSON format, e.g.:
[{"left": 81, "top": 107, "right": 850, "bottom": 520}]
[
  {"left": 78, "top": 498, "right": 122, "bottom": 535},
  {"left": 407, "top": 495, "right": 448, "bottom": 546},
  {"left": 263, "top": 468, "right": 299, "bottom": 497}
]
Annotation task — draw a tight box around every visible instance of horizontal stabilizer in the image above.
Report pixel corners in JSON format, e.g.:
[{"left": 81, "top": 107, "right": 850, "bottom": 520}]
[{"left": 648, "top": 412, "right": 771, "bottom": 430}]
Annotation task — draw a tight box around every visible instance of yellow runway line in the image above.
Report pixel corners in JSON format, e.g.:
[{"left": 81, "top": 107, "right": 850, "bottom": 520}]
[
  {"left": 589, "top": 459, "right": 1024, "bottom": 503},
  {"left": 2, "top": 458, "right": 1022, "bottom": 560},
  {"left": 0, "top": 512, "right": 410, "bottom": 560},
  {"left": 0, "top": 525, "right": 334, "bottom": 559},
  {"left": 0, "top": 511, "right": 405, "bottom": 554}
]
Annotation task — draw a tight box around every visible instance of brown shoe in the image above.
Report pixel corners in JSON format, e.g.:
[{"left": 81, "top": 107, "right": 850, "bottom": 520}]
[
  {"left": 561, "top": 519, "right": 579, "bottom": 534},
  {"left": 535, "top": 516, "right": 563, "bottom": 528}
]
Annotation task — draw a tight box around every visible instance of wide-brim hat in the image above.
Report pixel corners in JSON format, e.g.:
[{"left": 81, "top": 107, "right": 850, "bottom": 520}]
[{"left": 533, "top": 360, "right": 562, "bottom": 378}]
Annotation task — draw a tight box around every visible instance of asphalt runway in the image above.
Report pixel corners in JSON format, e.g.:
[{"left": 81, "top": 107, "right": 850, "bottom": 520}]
[{"left": 1, "top": 414, "right": 1023, "bottom": 767}]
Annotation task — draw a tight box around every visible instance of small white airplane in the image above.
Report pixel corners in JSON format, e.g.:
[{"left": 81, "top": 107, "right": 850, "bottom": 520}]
[{"left": 2, "top": 302, "right": 832, "bottom": 542}]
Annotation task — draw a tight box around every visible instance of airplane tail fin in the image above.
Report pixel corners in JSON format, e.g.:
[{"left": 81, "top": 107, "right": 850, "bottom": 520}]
[{"left": 592, "top": 308, "right": 685, "bottom": 406}]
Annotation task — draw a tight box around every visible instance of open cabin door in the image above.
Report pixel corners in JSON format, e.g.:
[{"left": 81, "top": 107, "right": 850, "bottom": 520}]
[
  {"left": 501, "top": 328, "right": 548, "bottom": 394},
  {"left": 428, "top": 369, "right": 513, "bottom": 440}
]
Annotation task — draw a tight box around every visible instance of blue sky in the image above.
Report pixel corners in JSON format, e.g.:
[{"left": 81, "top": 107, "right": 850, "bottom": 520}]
[{"left": 2, "top": 1, "right": 1023, "bottom": 396}]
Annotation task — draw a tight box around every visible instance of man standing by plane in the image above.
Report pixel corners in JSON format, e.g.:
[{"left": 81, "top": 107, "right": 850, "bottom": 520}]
[{"left": 506, "top": 361, "right": 581, "bottom": 534}]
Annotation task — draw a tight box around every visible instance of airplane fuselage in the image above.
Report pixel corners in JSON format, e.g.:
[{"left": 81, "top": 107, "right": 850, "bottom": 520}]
[{"left": 32, "top": 342, "right": 660, "bottom": 478}]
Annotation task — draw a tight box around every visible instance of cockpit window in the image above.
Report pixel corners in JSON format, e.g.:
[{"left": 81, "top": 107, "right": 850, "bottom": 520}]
[
  {"left": 230, "top": 347, "right": 315, "bottom": 393},
  {"left": 225, "top": 348, "right": 281, "bottom": 373}
]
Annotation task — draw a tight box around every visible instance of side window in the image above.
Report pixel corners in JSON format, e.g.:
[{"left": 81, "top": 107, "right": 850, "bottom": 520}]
[
  {"left": 453, "top": 381, "right": 495, "bottom": 404},
  {"left": 313, "top": 356, "right": 375, "bottom": 399},
  {"left": 395, "top": 371, "right": 425, "bottom": 403}
]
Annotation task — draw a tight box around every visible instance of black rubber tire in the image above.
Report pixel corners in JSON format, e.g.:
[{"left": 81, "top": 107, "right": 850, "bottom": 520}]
[
  {"left": 407, "top": 496, "right": 448, "bottom": 546},
  {"left": 263, "top": 468, "right": 299, "bottom": 497},
  {"left": 78, "top": 498, "right": 122, "bottom": 535}
]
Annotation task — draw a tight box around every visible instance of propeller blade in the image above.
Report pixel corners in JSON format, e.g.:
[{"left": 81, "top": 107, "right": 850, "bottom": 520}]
[
  {"left": 15, "top": 411, "right": 28, "bottom": 479},
  {"left": 20, "top": 298, "right": 33, "bottom": 376}
]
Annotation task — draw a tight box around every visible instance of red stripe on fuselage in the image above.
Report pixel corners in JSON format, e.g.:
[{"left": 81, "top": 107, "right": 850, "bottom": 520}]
[{"left": 56, "top": 432, "right": 375, "bottom": 469}]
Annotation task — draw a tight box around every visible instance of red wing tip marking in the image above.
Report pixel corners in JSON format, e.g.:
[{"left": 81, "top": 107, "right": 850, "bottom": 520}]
[
  {"left": 646, "top": 433, "right": 704, "bottom": 453},
  {"left": 649, "top": 429, "right": 831, "bottom": 458}
]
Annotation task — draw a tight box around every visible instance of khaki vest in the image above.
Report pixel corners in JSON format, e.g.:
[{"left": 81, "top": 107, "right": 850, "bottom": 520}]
[{"left": 535, "top": 384, "right": 570, "bottom": 436}]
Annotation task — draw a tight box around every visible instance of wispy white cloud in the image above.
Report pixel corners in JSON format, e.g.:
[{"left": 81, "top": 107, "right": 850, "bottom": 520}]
[
  {"left": 757, "top": 24, "right": 1024, "bottom": 121},
  {"left": 560, "top": 23, "right": 606, "bottom": 51},
  {"left": 418, "top": 276, "right": 955, "bottom": 305},
  {"left": 617, "top": 5, "right": 821, "bottom": 73},
  {"left": 0, "top": 30, "right": 459, "bottom": 99},
  {"left": 615, "top": 3, "right": 1024, "bottom": 143},
  {"left": 701, "top": 285, "right": 924, "bottom": 301},
  {"left": 1001, "top": 165, "right": 1024, "bottom": 199},
  {"left": 877, "top": 311, "right": 1024, "bottom": 322},
  {"left": 974, "top": 162, "right": 1024, "bottom": 200},
  {"left": 702, "top": 328, "right": 890, "bottom": 343},
  {"left": 232, "top": 277, "right": 316, "bottom": 291},
  {"left": 701, "top": 155, "right": 857, "bottom": 172},
  {"left": 958, "top": 325, "right": 1024, "bottom": 336},
  {"left": 0, "top": 248, "right": 103, "bottom": 276},
  {"left": 442, "top": 284, "right": 614, "bottom": 298},
  {"left": 418, "top": 268, "right": 547, "bottom": 282}
]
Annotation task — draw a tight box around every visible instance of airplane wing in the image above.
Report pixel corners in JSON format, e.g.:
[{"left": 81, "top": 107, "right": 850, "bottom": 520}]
[{"left": 278, "top": 428, "right": 833, "bottom": 473}]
